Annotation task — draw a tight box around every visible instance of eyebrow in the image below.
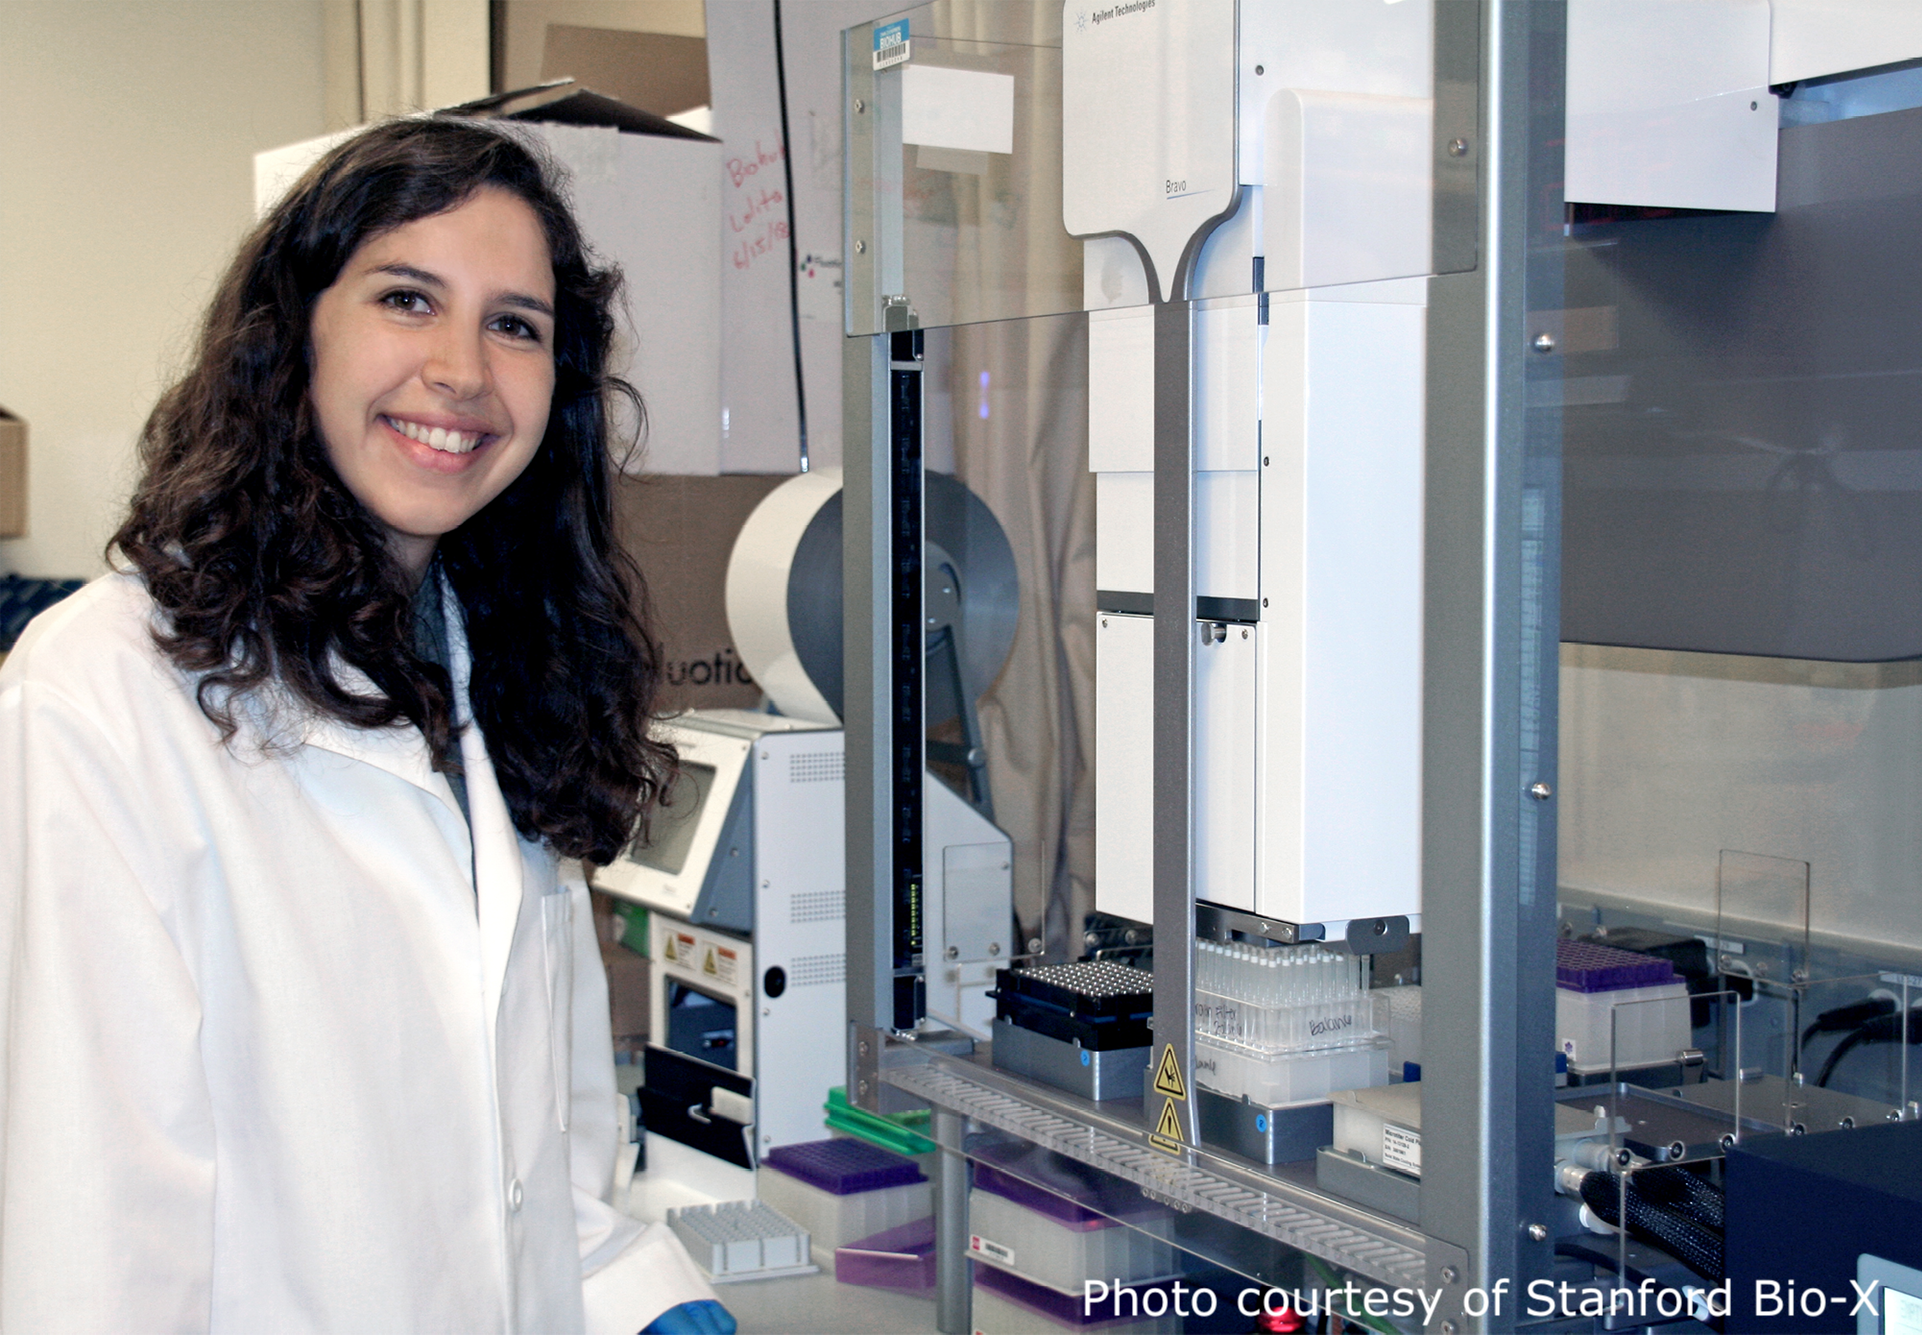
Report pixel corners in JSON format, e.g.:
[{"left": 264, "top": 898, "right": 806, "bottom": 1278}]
[{"left": 368, "top": 262, "right": 556, "bottom": 319}]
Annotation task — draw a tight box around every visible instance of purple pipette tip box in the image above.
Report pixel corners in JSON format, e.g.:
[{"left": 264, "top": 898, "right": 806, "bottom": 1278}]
[
  {"left": 975, "top": 1262, "right": 1187, "bottom": 1327},
  {"left": 834, "top": 1216, "right": 936, "bottom": 1293},
  {"left": 1556, "top": 939, "right": 1678, "bottom": 993},
  {"left": 762, "top": 1138, "right": 926, "bottom": 1195}
]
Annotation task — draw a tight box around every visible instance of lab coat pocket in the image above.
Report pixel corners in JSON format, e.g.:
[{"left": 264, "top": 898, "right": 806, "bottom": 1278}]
[{"left": 541, "top": 890, "right": 575, "bottom": 1132}]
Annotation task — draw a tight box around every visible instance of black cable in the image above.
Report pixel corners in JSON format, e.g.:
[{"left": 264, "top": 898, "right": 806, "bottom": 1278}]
[
  {"left": 769, "top": 0, "right": 809, "bottom": 472},
  {"left": 1800, "top": 995, "right": 1894, "bottom": 1052},
  {"left": 1623, "top": 1164, "right": 1724, "bottom": 1233},
  {"left": 1815, "top": 1008, "right": 1922, "bottom": 1088},
  {"left": 1556, "top": 1239, "right": 1728, "bottom": 1335},
  {"left": 1580, "top": 1170, "right": 1724, "bottom": 1282}
]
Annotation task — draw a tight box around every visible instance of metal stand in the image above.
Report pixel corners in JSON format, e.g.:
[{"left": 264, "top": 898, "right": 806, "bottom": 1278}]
[
  {"left": 842, "top": 4, "right": 1567, "bottom": 1331},
  {"left": 932, "top": 1107, "right": 970, "bottom": 1335}
]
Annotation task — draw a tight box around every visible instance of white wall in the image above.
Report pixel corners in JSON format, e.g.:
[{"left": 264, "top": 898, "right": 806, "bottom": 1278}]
[
  {"left": 0, "top": 1, "right": 327, "bottom": 578},
  {"left": 1561, "top": 645, "right": 1922, "bottom": 956}
]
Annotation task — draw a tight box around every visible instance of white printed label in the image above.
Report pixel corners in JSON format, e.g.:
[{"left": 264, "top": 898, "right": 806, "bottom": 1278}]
[
  {"left": 969, "top": 1234, "right": 1015, "bottom": 1267},
  {"left": 1382, "top": 1123, "right": 1422, "bottom": 1178}
]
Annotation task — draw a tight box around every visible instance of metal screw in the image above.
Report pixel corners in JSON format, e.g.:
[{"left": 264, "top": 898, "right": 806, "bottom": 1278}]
[
  {"left": 854, "top": 98, "right": 866, "bottom": 112},
  {"left": 1440, "top": 1267, "right": 1459, "bottom": 1285},
  {"left": 858, "top": 1079, "right": 869, "bottom": 1095},
  {"left": 1840, "top": 1116, "right": 1856, "bottom": 1129},
  {"left": 1532, "top": 332, "right": 1556, "bottom": 354},
  {"left": 1792, "top": 968, "right": 1809, "bottom": 983},
  {"left": 1254, "top": 64, "right": 1264, "bottom": 75},
  {"left": 1442, "top": 1322, "right": 1460, "bottom": 1335},
  {"left": 989, "top": 942, "right": 1002, "bottom": 956},
  {"left": 1750, "top": 100, "right": 1758, "bottom": 110},
  {"left": 1263, "top": 455, "right": 1271, "bottom": 466},
  {"left": 855, "top": 240, "right": 867, "bottom": 254},
  {"left": 859, "top": 1040, "right": 870, "bottom": 1056},
  {"left": 1529, "top": 781, "right": 1553, "bottom": 800},
  {"left": 945, "top": 945, "right": 959, "bottom": 960},
  {"left": 1242, "top": 628, "right": 1249, "bottom": 639},
  {"left": 1262, "top": 597, "right": 1269, "bottom": 607},
  {"left": 1527, "top": 1223, "right": 1549, "bottom": 1242},
  {"left": 1447, "top": 138, "right": 1469, "bottom": 157},
  {"left": 1101, "top": 618, "right": 1109, "bottom": 628}
]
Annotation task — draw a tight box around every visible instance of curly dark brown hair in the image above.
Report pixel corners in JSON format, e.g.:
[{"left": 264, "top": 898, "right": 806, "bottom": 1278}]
[{"left": 111, "top": 116, "right": 672, "bottom": 863}]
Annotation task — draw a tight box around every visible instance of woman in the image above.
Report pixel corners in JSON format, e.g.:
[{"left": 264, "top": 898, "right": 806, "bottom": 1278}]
[{"left": 0, "top": 119, "right": 731, "bottom": 1334}]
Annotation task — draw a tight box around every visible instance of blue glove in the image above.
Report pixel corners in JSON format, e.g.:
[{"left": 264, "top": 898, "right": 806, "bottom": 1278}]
[{"left": 641, "top": 1298, "right": 737, "bottom": 1335}]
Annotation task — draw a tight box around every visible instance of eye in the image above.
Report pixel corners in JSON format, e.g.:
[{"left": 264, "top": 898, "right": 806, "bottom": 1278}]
[
  {"left": 489, "top": 312, "right": 545, "bottom": 344},
  {"left": 379, "top": 289, "right": 434, "bottom": 315}
]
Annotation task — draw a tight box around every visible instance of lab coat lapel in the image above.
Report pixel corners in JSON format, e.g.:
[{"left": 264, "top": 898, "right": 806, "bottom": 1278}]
[
  {"left": 444, "top": 579, "right": 525, "bottom": 1039},
  {"left": 295, "top": 680, "right": 457, "bottom": 816}
]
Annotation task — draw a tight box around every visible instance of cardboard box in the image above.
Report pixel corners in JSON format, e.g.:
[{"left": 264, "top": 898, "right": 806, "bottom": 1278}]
[
  {"left": 614, "top": 473, "right": 787, "bottom": 715},
  {"left": 0, "top": 406, "right": 24, "bottom": 539}
]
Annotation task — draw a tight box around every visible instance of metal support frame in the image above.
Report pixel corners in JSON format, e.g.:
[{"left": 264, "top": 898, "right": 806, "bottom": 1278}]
[
  {"left": 1418, "top": 0, "right": 1565, "bottom": 1322},
  {"left": 1148, "top": 298, "right": 1198, "bottom": 1145},
  {"left": 932, "top": 1107, "right": 970, "bottom": 1335}
]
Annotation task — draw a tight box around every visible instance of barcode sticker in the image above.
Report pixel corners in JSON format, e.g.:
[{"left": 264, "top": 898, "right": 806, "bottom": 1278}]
[
  {"left": 873, "top": 20, "right": 910, "bottom": 70},
  {"left": 969, "top": 1234, "right": 1014, "bottom": 1266}
]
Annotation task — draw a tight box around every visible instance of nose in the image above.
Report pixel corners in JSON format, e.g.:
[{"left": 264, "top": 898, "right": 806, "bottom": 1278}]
[{"left": 423, "top": 323, "right": 489, "bottom": 401}]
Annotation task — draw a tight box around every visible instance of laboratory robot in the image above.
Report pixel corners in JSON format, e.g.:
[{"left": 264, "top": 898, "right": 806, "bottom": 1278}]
[{"left": 1069, "top": 0, "right": 1434, "bottom": 1160}]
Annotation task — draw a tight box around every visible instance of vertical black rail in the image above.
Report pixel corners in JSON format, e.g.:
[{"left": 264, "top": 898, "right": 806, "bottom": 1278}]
[
  {"left": 889, "top": 328, "right": 926, "bottom": 1030},
  {"left": 770, "top": 0, "right": 809, "bottom": 471}
]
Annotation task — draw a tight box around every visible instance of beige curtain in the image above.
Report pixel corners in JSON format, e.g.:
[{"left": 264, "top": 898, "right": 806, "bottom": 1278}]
[
  {"left": 324, "top": 0, "right": 490, "bottom": 128},
  {"left": 933, "top": 1, "right": 1097, "bottom": 961}
]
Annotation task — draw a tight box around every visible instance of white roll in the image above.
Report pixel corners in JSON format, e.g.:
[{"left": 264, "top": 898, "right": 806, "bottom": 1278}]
[{"left": 724, "top": 469, "right": 843, "bottom": 724}]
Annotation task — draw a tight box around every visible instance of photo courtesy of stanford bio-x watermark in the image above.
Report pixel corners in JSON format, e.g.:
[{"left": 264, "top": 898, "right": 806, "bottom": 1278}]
[{"left": 1081, "top": 1274, "right": 1922, "bottom": 1326}]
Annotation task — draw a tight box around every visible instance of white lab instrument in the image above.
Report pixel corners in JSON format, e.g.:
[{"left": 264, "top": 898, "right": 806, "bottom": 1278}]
[{"left": 1076, "top": 0, "right": 1430, "bottom": 936}]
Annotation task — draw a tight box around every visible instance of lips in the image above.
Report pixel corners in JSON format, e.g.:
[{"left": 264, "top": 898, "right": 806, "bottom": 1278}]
[{"left": 382, "top": 415, "right": 486, "bottom": 455}]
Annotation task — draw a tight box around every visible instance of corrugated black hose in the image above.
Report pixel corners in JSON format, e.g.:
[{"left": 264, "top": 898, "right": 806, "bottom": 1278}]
[{"left": 1579, "top": 1169, "right": 1725, "bottom": 1282}]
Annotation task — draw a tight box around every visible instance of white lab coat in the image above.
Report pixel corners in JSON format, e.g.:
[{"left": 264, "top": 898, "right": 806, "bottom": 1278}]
[{"left": 0, "top": 573, "right": 715, "bottom": 1334}]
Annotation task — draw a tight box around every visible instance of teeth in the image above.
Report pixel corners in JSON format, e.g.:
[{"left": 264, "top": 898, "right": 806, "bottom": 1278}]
[{"left": 388, "top": 417, "right": 480, "bottom": 454}]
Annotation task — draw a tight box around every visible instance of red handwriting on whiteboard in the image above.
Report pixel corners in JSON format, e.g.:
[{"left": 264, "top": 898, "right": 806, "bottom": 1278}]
[
  {"left": 732, "top": 218, "right": 790, "bottom": 271},
  {"left": 729, "top": 185, "right": 785, "bottom": 233},
  {"left": 726, "top": 140, "right": 790, "bottom": 270},
  {"left": 726, "top": 140, "right": 786, "bottom": 189}
]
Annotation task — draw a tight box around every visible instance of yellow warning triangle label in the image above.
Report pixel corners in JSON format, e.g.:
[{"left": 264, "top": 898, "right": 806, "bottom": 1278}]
[
  {"left": 1150, "top": 1099, "right": 1186, "bottom": 1155},
  {"left": 662, "top": 937, "right": 677, "bottom": 962},
  {"left": 1152, "top": 1045, "right": 1187, "bottom": 1100},
  {"left": 702, "top": 947, "right": 719, "bottom": 976}
]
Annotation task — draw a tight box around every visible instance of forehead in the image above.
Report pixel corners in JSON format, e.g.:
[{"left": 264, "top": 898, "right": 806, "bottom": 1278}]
[{"left": 347, "top": 187, "right": 556, "bottom": 296}]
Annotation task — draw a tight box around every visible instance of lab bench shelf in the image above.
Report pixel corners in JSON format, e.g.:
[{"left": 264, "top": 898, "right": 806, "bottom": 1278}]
[{"left": 884, "top": 1051, "right": 1461, "bottom": 1294}]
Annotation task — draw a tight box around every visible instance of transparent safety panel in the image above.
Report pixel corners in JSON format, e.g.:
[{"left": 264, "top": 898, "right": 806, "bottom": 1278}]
[{"left": 844, "top": 0, "right": 1479, "bottom": 335}]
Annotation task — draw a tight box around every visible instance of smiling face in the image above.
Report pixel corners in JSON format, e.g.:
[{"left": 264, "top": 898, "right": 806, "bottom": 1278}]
[{"left": 307, "top": 186, "right": 558, "bottom": 583}]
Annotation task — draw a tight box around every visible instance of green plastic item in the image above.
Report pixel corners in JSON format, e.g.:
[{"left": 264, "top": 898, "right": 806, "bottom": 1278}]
[
  {"left": 824, "top": 1085, "right": 936, "bottom": 1157},
  {"left": 611, "top": 901, "right": 649, "bottom": 956}
]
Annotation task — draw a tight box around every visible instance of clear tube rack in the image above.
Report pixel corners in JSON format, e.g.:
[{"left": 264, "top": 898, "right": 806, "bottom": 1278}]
[{"left": 1191, "top": 942, "right": 1390, "bottom": 1106}]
